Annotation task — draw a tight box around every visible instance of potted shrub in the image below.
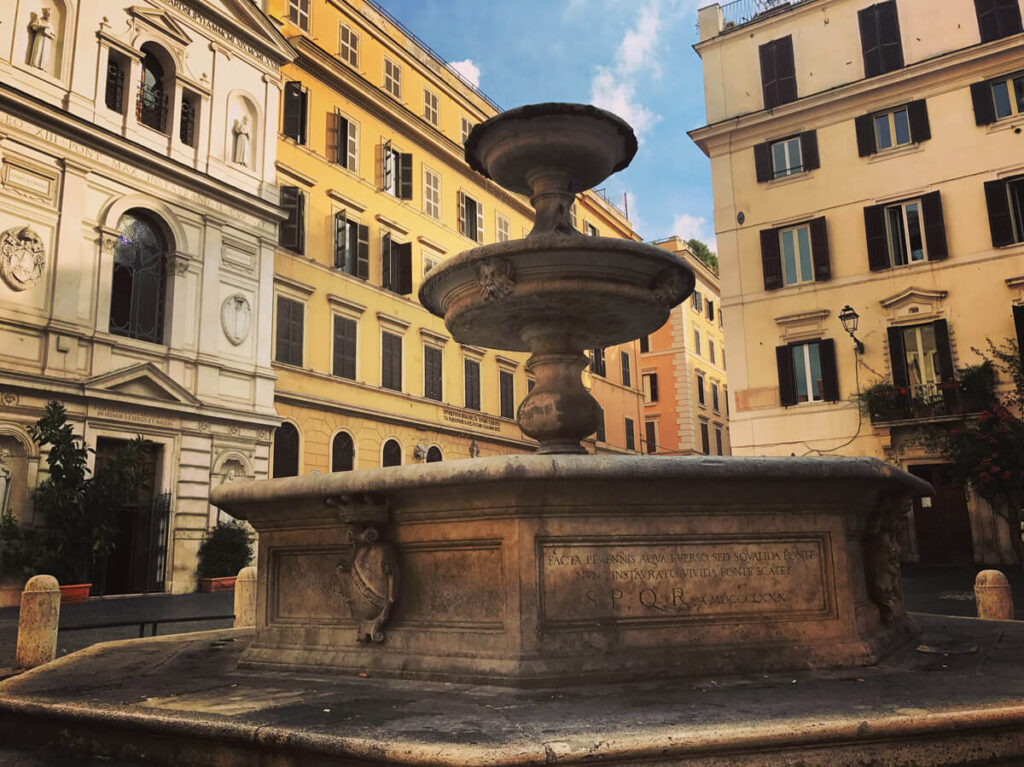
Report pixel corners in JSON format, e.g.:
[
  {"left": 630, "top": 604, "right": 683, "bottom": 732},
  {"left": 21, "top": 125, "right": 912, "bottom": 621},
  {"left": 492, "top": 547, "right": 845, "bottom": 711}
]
[
  {"left": 28, "top": 402, "right": 149, "bottom": 602},
  {"left": 196, "top": 520, "right": 254, "bottom": 592}
]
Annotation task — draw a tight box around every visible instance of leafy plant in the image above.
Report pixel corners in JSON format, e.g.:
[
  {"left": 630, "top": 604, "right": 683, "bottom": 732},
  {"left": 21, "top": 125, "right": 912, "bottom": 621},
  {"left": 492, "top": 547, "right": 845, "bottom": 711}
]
[
  {"left": 687, "top": 238, "right": 719, "bottom": 274},
  {"left": 0, "top": 510, "right": 50, "bottom": 579},
  {"left": 196, "top": 520, "right": 254, "bottom": 580},
  {"left": 855, "top": 381, "right": 910, "bottom": 422},
  {"left": 28, "top": 401, "right": 149, "bottom": 585}
]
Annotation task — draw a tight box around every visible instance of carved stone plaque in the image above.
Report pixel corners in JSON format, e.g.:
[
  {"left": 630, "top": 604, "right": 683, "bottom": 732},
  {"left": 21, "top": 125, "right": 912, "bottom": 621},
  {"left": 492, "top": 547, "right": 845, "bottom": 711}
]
[
  {"left": 220, "top": 293, "right": 251, "bottom": 346},
  {"left": 538, "top": 535, "right": 832, "bottom": 627},
  {"left": 0, "top": 226, "right": 45, "bottom": 291}
]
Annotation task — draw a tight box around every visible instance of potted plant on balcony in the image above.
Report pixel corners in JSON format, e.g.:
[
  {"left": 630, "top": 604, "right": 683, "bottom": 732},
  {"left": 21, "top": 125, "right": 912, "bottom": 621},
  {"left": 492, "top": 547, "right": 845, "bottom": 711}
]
[
  {"left": 196, "top": 520, "right": 253, "bottom": 592},
  {"left": 28, "top": 401, "right": 148, "bottom": 602}
]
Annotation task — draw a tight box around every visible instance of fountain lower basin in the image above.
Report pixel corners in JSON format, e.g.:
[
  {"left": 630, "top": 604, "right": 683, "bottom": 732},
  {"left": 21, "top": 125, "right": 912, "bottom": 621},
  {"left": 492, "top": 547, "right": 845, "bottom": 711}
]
[{"left": 211, "top": 454, "right": 927, "bottom": 686}]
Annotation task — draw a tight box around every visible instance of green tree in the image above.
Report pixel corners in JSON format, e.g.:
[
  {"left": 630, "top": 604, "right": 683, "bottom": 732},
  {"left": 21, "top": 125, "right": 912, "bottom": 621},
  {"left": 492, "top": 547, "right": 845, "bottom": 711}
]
[{"left": 687, "top": 238, "right": 719, "bottom": 274}]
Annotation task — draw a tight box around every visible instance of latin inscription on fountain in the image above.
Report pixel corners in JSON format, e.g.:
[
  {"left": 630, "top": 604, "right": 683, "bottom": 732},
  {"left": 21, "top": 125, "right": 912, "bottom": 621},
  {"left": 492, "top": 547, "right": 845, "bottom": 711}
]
[{"left": 539, "top": 535, "right": 832, "bottom": 626}]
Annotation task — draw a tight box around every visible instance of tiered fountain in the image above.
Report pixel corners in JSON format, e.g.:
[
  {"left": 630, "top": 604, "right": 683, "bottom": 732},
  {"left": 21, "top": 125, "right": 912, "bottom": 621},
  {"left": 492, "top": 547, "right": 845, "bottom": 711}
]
[{"left": 210, "top": 104, "right": 925, "bottom": 684}]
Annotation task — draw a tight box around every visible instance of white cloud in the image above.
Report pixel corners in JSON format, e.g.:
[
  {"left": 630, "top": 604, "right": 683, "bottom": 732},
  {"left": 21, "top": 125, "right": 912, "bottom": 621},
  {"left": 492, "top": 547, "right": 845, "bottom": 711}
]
[
  {"left": 449, "top": 59, "right": 480, "bottom": 89},
  {"left": 617, "top": 3, "right": 662, "bottom": 75},
  {"left": 671, "top": 213, "right": 717, "bottom": 252},
  {"left": 590, "top": 68, "right": 659, "bottom": 136}
]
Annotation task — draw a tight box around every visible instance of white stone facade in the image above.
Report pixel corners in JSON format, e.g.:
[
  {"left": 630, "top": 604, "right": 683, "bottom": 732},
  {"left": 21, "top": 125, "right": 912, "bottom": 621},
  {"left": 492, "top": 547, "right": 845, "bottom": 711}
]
[{"left": 0, "top": 0, "right": 293, "bottom": 595}]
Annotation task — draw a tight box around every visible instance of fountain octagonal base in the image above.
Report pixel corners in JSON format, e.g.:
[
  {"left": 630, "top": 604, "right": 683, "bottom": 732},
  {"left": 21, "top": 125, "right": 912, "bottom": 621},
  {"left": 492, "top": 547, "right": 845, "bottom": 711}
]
[{"left": 212, "top": 455, "right": 928, "bottom": 686}]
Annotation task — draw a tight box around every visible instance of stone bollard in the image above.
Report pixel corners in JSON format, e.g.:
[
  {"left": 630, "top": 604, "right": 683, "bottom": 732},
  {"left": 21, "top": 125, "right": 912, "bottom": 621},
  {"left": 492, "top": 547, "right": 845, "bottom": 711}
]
[
  {"left": 234, "top": 566, "right": 257, "bottom": 629},
  {"left": 16, "top": 575, "right": 60, "bottom": 668},
  {"left": 975, "top": 569, "right": 1014, "bottom": 620}
]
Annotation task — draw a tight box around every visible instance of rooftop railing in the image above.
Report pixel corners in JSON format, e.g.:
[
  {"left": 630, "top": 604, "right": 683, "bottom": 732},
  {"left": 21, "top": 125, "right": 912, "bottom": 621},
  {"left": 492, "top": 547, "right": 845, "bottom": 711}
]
[{"left": 719, "top": 0, "right": 804, "bottom": 30}]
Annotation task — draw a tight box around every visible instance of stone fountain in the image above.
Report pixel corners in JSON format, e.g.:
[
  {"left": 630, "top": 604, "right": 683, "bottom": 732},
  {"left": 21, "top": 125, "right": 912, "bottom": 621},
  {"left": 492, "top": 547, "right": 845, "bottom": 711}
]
[{"left": 207, "top": 104, "right": 925, "bottom": 684}]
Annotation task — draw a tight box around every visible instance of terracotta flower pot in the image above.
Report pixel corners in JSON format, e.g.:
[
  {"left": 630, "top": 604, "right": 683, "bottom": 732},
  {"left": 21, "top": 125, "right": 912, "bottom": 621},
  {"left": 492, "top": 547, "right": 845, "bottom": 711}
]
[
  {"left": 59, "top": 583, "right": 91, "bottom": 603},
  {"left": 199, "top": 576, "right": 237, "bottom": 593}
]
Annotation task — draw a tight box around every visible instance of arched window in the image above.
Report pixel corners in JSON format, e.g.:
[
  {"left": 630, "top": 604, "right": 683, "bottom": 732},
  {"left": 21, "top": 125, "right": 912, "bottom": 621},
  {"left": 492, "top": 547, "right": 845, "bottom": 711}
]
[
  {"left": 331, "top": 432, "right": 354, "bottom": 472},
  {"left": 382, "top": 439, "right": 402, "bottom": 467},
  {"left": 272, "top": 422, "right": 300, "bottom": 478},
  {"left": 138, "top": 45, "right": 170, "bottom": 132},
  {"left": 109, "top": 211, "right": 167, "bottom": 344},
  {"left": 426, "top": 446, "right": 442, "bottom": 463}
]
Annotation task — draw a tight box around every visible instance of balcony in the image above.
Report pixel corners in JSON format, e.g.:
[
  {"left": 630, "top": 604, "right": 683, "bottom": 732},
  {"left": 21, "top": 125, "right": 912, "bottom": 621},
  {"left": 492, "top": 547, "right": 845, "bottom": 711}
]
[
  {"left": 720, "top": 0, "right": 803, "bottom": 30},
  {"left": 863, "top": 379, "right": 995, "bottom": 425}
]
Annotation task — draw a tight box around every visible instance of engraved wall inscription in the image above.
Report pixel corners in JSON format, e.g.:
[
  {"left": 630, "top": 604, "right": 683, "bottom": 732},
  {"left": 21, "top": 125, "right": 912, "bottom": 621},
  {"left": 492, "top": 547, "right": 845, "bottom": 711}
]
[{"left": 539, "top": 535, "right": 832, "bottom": 627}]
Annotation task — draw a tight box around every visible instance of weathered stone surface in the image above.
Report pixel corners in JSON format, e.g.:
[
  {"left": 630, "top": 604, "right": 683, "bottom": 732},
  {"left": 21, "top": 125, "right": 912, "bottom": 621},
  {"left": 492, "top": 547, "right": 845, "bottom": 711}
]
[
  {"left": 210, "top": 454, "right": 930, "bottom": 685},
  {"left": 232, "top": 567, "right": 257, "bottom": 629},
  {"left": 15, "top": 575, "right": 59, "bottom": 669},
  {"left": 975, "top": 569, "right": 1014, "bottom": 620}
]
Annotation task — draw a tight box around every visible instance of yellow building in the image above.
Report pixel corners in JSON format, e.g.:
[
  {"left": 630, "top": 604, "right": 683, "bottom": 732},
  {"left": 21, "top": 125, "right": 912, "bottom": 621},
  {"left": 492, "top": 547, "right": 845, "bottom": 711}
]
[
  {"left": 641, "top": 238, "right": 730, "bottom": 455},
  {"left": 262, "top": 0, "right": 645, "bottom": 473},
  {"left": 691, "top": 0, "right": 1024, "bottom": 564}
]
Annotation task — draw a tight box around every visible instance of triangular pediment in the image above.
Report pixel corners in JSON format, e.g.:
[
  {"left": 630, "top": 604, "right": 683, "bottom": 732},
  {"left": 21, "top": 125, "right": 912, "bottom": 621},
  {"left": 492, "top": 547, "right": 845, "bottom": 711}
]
[
  {"left": 879, "top": 286, "right": 948, "bottom": 321},
  {"left": 130, "top": 7, "right": 194, "bottom": 47},
  {"left": 86, "top": 363, "right": 201, "bottom": 407},
  {"left": 164, "top": 0, "right": 296, "bottom": 64}
]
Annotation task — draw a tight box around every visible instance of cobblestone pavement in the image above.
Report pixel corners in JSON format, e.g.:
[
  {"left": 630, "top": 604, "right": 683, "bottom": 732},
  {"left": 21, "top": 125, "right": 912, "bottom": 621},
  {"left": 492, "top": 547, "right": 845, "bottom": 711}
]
[{"left": 900, "top": 563, "right": 1024, "bottom": 620}]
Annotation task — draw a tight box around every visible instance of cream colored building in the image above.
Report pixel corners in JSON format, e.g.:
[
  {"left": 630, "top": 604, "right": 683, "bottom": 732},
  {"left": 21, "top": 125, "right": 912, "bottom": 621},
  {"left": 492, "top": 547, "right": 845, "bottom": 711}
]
[
  {"left": 641, "top": 237, "right": 730, "bottom": 456},
  {"left": 691, "top": 0, "right": 1024, "bottom": 564},
  {"left": 262, "top": 0, "right": 645, "bottom": 474},
  {"left": 0, "top": 0, "right": 293, "bottom": 597}
]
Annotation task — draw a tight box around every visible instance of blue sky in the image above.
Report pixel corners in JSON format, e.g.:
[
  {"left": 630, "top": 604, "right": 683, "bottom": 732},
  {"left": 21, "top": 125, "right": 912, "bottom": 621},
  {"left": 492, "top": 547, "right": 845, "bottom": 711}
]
[{"left": 374, "top": 0, "right": 716, "bottom": 249}]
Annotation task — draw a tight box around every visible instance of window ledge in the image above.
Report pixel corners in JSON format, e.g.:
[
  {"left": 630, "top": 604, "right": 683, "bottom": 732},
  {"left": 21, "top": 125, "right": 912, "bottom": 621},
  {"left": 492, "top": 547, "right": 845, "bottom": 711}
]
[
  {"left": 986, "top": 117, "right": 1024, "bottom": 136},
  {"left": 766, "top": 170, "right": 814, "bottom": 188},
  {"left": 867, "top": 142, "right": 925, "bottom": 164}
]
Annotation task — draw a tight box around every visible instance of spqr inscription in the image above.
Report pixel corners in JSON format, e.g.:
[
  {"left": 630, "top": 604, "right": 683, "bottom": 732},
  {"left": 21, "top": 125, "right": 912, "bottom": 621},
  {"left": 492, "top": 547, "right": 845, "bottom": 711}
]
[{"left": 539, "top": 537, "right": 829, "bottom": 624}]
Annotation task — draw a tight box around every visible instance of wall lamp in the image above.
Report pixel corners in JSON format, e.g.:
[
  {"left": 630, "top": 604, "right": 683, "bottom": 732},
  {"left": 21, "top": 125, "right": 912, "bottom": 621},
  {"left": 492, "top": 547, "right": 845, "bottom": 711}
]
[{"left": 838, "top": 305, "right": 865, "bottom": 354}]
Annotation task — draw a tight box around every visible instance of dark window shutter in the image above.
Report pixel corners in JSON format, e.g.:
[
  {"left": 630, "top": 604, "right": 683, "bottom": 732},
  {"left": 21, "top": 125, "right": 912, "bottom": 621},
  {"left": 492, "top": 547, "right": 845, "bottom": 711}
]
[
  {"left": 855, "top": 114, "right": 877, "bottom": 157},
  {"left": 984, "top": 179, "right": 1015, "bottom": 247},
  {"left": 381, "top": 233, "right": 392, "bottom": 290},
  {"left": 760, "top": 228, "right": 783, "bottom": 290},
  {"left": 382, "top": 333, "right": 402, "bottom": 391},
  {"left": 294, "top": 190, "right": 305, "bottom": 255},
  {"left": 331, "top": 432, "right": 354, "bottom": 472},
  {"left": 626, "top": 418, "right": 636, "bottom": 451},
  {"left": 283, "top": 81, "right": 302, "bottom": 141},
  {"left": 759, "top": 40, "right": 779, "bottom": 109},
  {"left": 298, "top": 88, "right": 308, "bottom": 144},
  {"left": 650, "top": 373, "right": 659, "bottom": 402},
  {"left": 976, "top": 0, "right": 1001, "bottom": 41},
  {"left": 971, "top": 81, "right": 997, "bottom": 125},
  {"left": 818, "top": 339, "right": 840, "bottom": 402},
  {"left": 334, "top": 211, "right": 347, "bottom": 269},
  {"left": 859, "top": 5, "right": 882, "bottom": 77},
  {"left": 933, "top": 319, "right": 958, "bottom": 408},
  {"left": 620, "top": 351, "right": 631, "bottom": 387},
  {"left": 645, "top": 421, "right": 657, "bottom": 454},
  {"left": 424, "top": 346, "right": 442, "bottom": 401},
  {"left": 1013, "top": 304, "right": 1024, "bottom": 367},
  {"left": 398, "top": 153, "right": 413, "bottom": 200},
  {"left": 337, "top": 114, "right": 349, "bottom": 168},
  {"left": 499, "top": 370, "right": 515, "bottom": 419},
  {"left": 272, "top": 423, "right": 299, "bottom": 478},
  {"left": 809, "top": 216, "right": 831, "bottom": 281},
  {"left": 279, "top": 186, "right": 300, "bottom": 252},
  {"left": 864, "top": 204, "right": 889, "bottom": 270},
  {"left": 775, "top": 37, "right": 797, "bottom": 105},
  {"left": 800, "top": 131, "right": 819, "bottom": 171},
  {"left": 921, "top": 191, "right": 948, "bottom": 261},
  {"left": 356, "top": 224, "right": 369, "bottom": 279},
  {"left": 887, "top": 327, "right": 909, "bottom": 389},
  {"left": 906, "top": 99, "right": 931, "bottom": 142},
  {"left": 878, "top": 2, "right": 904, "bottom": 74},
  {"left": 754, "top": 141, "right": 773, "bottom": 182},
  {"left": 995, "top": 0, "right": 1024, "bottom": 38},
  {"left": 465, "top": 359, "right": 481, "bottom": 410},
  {"left": 333, "top": 315, "right": 356, "bottom": 379},
  {"left": 326, "top": 110, "right": 339, "bottom": 164},
  {"left": 396, "top": 242, "right": 412, "bottom": 295},
  {"left": 776, "top": 345, "right": 797, "bottom": 406}
]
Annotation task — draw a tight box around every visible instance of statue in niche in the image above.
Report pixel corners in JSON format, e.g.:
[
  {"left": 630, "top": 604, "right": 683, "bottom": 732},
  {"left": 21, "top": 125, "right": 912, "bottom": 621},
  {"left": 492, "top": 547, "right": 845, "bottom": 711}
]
[
  {"left": 28, "top": 9, "right": 56, "bottom": 71},
  {"left": 0, "top": 449, "right": 11, "bottom": 516},
  {"left": 232, "top": 116, "right": 250, "bottom": 166}
]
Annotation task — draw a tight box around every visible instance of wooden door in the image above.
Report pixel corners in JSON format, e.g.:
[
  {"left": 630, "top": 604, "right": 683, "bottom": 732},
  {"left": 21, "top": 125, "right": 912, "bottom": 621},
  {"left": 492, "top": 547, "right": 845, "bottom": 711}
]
[{"left": 909, "top": 464, "right": 974, "bottom": 564}]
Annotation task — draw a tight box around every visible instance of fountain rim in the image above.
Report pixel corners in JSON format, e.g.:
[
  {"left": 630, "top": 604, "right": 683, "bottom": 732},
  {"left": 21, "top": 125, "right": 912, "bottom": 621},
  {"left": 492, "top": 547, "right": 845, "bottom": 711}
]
[
  {"left": 211, "top": 454, "right": 934, "bottom": 510},
  {"left": 463, "top": 102, "right": 639, "bottom": 181}
]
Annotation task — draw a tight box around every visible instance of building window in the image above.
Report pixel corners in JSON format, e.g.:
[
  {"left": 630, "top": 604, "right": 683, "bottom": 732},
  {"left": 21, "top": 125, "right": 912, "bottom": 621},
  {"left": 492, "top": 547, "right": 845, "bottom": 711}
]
[
  {"left": 620, "top": 351, "right": 631, "bottom": 387},
  {"left": 423, "top": 88, "right": 439, "bottom": 126},
  {"left": 776, "top": 339, "right": 839, "bottom": 406},
  {"left": 282, "top": 81, "right": 308, "bottom": 144},
  {"left": 332, "top": 315, "right": 356, "bottom": 380},
  {"left": 464, "top": 359, "right": 481, "bottom": 410},
  {"left": 384, "top": 57, "right": 402, "bottom": 100},
  {"left": 423, "top": 256, "right": 438, "bottom": 276},
  {"left": 458, "top": 191, "right": 484, "bottom": 242},
  {"left": 714, "top": 426, "right": 724, "bottom": 456},
  {"left": 640, "top": 335, "right": 650, "bottom": 353},
  {"left": 496, "top": 213, "right": 511, "bottom": 243},
  {"left": 327, "top": 110, "right": 358, "bottom": 170},
  {"left": 527, "top": 377, "right": 536, "bottom": 393},
  {"left": 973, "top": 71, "right": 1024, "bottom": 125},
  {"left": 975, "top": 0, "right": 1022, "bottom": 43},
  {"left": 179, "top": 94, "right": 197, "bottom": 147},
  {"left": 499, "top": 370, "right": 515, "bottom": 419},
  {"left": 590, "top": 347, "right": 606, "bottom": 377},
  {"left": 381, "top": 332, "right": 402, "bottom": 391},
  {"left": 382, "top": 439, "right": 402, "bottom": 467},
  {"left": 887, "top": 321, "right": 955, "bottom": 399},
  {"left": 109, "top": 212, "right": 167, "bottom": 344},
  {"left": 279, "top": 186, "right": 305, "bottom": 255},
  {"left": 460, "top": 117, "right": 473, "bottom": 145},
  {"left": 761, "top": 218, "right": 830, "bottom": 290},
  {"left": 624, "top": 417, "right": 636, "bottom": 451},
  {"left": 571, "top": 202, "right": 578, "bottom": 230},
  {"left": 697, "top": 373, "right": 705, "bottom": 406},
  {"left": 333, "top": 212, "right": 369, "bottom": 279},
  {"left": 865, "top": 192, "right": 947, "bottom": 269},
  {"left": 694, "top": 329, "right": 701, "bottom": 356},
  {"left": 595, "top": 407, "right": 605, "bottom": 443},
  {"left": 275, "top": 296, "right": 304, "bottom": 366},
  {"left": 856, "top": 101, "right": 930, "bottom": 156},
  {"left": 711, "top": 382, "right": 720, "bottom": 412},
  {"left": 381, "top": 232, "right": 412, "bottom": 295},
  {"left": 426, "top": 446, "right": 443, "bottom": 462},
  {"left": 272, "top": 423, "right": 300, "bottom": 478},
  {"left": 331, "top": 432, "right": 354, "bottom": 472},
  {"left": 137, "top": 47, "right": 169, "bottom": 133},
  {"left": 105, "top": 51, "right": 127, "bottom": 113},
  {"left": 692, "top": 290, "right": 703, "bottom": 313},
  {"left": 585, "top": 222, "right": 599, "bottom": 237},
  {"left": 424, "top": 167, "right": 441, "bottom": 219},
  {"left": 339, "top": 23, "right": 359, "bottom": 67},
  {"left": 706, "top": 299, "right": 715, "bottom": 323},
  {"left": 424, "top": 345, "right": 443, "bottom": 401},
  {"left": 642, "top": 372, "right": 658, "bottom": 403},
  {"left": 288, "top": 0, "right": 309, "bottom": 30},
  {"left": 758, "top": 36, "right": 796, "bottom": 110},
  {"left": 709, "top": 339, "right": 716, "bottom": 365},
  {"left": 381, "top": 140, "right": 413, "bottom": 199},
  {"left": 754, "top": 133, "right": 820, "bottom": 182},
  {"left": 700, "top": 422, "right": 710, "bottom": 455},
  {"left": 644, "top": 421, "right": 657, "bottom": 454},
  {"left": 859, "top": 1, "right": 904, "bottom": 78},
  {"left": 985, "top": 176, "right": 1024, "bottom": 246}
]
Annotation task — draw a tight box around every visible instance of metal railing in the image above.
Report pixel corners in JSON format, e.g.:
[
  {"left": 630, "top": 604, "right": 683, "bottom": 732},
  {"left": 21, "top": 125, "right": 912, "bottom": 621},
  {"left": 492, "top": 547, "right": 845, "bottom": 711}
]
[
  {"left": 720, "top": 0, "right": 804, "bottom": 30},
  {"left": 592, "top": 188, "right": 629, "bottom": 219},
  {"left": 61, "top": 614, "right": 236, "bottom": 639},
  {"left": 866, "top": 380, "right": 992, "bottom": 424}
]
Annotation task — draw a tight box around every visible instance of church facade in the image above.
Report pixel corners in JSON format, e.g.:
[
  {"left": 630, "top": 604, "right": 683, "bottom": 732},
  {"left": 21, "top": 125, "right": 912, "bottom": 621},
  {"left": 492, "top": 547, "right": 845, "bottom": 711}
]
[{"left": 0, "top": 0, "right": 293, "bottom": 597}]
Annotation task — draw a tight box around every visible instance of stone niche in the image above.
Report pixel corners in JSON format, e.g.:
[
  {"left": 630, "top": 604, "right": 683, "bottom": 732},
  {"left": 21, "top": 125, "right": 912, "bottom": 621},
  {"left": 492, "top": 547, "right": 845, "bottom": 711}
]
[{"left": 211, "top": 455, "right": 928, "bottom": 686}]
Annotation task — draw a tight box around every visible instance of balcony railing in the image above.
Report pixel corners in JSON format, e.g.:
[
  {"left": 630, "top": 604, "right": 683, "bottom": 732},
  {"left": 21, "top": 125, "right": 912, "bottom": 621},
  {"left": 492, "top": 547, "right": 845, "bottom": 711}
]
[
  {"left": 865, "top": 381, "right": 994, "bottom": 424},
  {"left": 720, "top": 0, "right": 804, "bottom": 30}
]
